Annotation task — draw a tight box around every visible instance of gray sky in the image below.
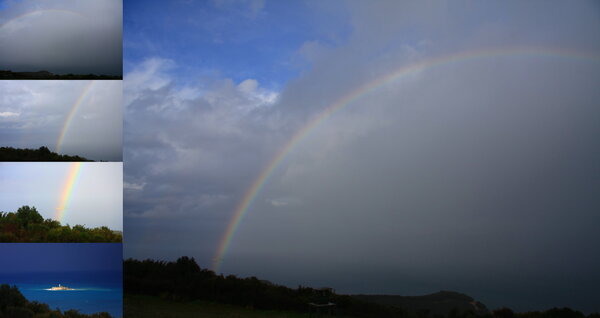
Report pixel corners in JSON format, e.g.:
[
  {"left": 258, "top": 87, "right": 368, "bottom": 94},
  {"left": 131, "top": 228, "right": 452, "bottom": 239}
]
[
  {"left": 0, "top": 0, "right": 122, "bottom": 75},
  {"left": 0, "top": 162, "right": 122, "bottom": 230},
  {"left": 0, "top": 80, "right": 122, "bottom": 161},
  {"left": 123, "top": 0, "right": 600, "bottom": 313}
]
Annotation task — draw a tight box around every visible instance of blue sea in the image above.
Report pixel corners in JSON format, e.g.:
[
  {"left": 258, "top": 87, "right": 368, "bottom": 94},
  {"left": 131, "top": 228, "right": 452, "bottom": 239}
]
[{"left": 1, "top": 271, "right": 122, "bottom": 318}]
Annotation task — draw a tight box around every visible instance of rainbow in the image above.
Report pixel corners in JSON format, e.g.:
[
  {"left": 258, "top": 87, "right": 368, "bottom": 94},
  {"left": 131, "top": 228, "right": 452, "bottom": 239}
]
[
  {"left": 0, "top": 9, "right": 84, "bottom": 30},
  {"left": 55, "top": 162, "right": 83, "bottom": 222},
  {"left": 212, "top": 46, "right": 600, "bottom": 271},
  {"left": 55, "top": 81, "right": 95, "bottom": 154}
]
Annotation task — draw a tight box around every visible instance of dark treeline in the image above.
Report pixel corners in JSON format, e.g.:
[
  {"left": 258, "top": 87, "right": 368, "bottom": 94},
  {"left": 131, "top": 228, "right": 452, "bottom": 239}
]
[
  {"left": 124, "top": 257, "right": 600, "bottom": 318},
  {"left": 495, "top": 307, "right": 599, "bottom": 318},
  {"left": 0, "top": 147, "right": 92, "bottom": 162},
  {"left": 354, "top": 292, "right": 489, "bottom": 317},
  {"left": 0, "top": 206, "right": 121, "bottom": 243},
  {"left": 0, "top": 70, "right": 121, "bottom": 80},
  {"left": 125, "top": 257, "right": 400, "bottom": 318},
  {"left": 0, "top": 284, "right": 113, "bottom": 318}
]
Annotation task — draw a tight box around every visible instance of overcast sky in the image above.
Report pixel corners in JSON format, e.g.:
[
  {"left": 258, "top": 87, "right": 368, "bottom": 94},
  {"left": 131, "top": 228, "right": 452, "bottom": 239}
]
[
  {"left": 0, "top": 162, "right": 122, "bottom": 230},
  {"left": 0, "top": 0, "right": 122, "bottom": 75},
  {"left": 0, "top": 80, "right": 122, "bottom": 161},
  {"left": 123, "top": 0, "right": 600, "bottom": 313}
]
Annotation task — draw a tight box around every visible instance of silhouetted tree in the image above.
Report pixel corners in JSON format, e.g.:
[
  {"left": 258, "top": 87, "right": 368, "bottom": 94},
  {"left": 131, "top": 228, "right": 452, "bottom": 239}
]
[
  {"left": 15, "top": 206, "right": 43, "bottom": 228},
  {"left": 494, "top": 308, "right": 514, "bottom": 318},
  {"left": 0, "top": 146, "right": 92, "bottom": 161}
]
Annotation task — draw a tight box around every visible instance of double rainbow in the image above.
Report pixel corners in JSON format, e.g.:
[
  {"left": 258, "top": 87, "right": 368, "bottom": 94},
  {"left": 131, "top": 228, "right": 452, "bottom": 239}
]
[{"left": 212, "top": 46, "right": 600, "bottom": 271}]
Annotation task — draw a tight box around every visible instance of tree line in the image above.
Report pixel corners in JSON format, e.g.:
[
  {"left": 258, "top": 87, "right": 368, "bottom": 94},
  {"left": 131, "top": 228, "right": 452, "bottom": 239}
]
[
  {"left": 0, "top": 70, "right": 121, "bottom": 80},
  {"left": 124, "top": 257, "right": 399, "bottom": 317},
  {"left": 124, "top": 257, "right": 600, "bottom": 318},
  {"left": 0, "top": 206, "right": 121, "bottom": 242},
  {"left": 0, "top": 284, "right": 113, "bottom": 318},
  {"left": 0, "top": 147, "right": 91, "bottom": 161}
]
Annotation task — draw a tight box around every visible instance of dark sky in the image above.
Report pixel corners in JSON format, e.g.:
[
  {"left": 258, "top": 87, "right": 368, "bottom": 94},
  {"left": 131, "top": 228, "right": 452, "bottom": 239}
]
[
  {"left": 0, "top": 0, "right": 122, "bottom": 75},
  {"left": 122, "top": 0, "right": 600, "bottom": 313},
  {"left": 0, "top": 243, "right": 122, "bottom": 273}
]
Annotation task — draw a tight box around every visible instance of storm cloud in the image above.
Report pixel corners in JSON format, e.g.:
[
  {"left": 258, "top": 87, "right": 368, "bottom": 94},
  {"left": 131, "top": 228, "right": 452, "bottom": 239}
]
[
  {"left": 123, "top": 1, "right": 600, "bottom": 313},
  {"left": 0, "top": 0, "right": 122, "bottom": 76}
]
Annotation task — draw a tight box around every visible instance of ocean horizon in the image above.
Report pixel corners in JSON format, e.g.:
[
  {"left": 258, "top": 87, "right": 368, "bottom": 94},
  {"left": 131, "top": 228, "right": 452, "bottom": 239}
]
[{"left": 1, "top": 270, "right": 122, "bottom": 318}]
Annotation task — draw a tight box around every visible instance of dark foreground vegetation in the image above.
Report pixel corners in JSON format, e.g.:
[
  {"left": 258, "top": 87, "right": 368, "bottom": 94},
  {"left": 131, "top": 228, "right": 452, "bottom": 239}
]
[
  {"left": 0, "top": 70, "right": 121, "bottom": 80},
  {"left": 124, "top": 257, "right": 600, "bottom": 318},
  {"left": 0, "top": 206, "right": 121, "bottom": 242},
  {"left": 354, "top": 292, "right": 488, "bottom": 317},
  {"left": 0, "top": 147, "right": 91, "bottom": 161},
  {"left": 0, "top": 284, "right": 113, "bottom": 318},
  {"left": 125, "top": 293, "right": 342, "bottom": 318}
]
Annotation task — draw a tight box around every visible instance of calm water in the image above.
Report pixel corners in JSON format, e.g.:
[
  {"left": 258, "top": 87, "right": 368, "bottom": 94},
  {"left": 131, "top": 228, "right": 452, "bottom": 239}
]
[{"left": 1, "top": 271, "right": 122, "bottom": 318}]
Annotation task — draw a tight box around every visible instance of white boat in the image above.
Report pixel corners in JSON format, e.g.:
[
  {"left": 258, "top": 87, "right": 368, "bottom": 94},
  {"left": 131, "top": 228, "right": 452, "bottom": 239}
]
[{"left": 49, "top": 284, "right": 74, "bottom": 291}]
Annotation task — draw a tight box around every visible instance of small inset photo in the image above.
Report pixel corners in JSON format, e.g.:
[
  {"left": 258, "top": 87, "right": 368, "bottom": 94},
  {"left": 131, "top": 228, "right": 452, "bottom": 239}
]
[
  {"left": 0, "top": 162, "right": 122, "bottom": 242},
  {"left": 0, "top": 0, "right": 122, "bottom": 79},
  {"left": 0, "top": 80, "right": 122, "bottom": 162},
  {"left": 0, "top": 243, "right": 122, "bottom": 318}
]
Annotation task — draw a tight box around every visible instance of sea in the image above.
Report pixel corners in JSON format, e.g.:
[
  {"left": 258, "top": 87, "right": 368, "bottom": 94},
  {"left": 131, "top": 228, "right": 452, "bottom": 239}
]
[{"left": 1, "top": 271, "right": 122, "bottom": 318}]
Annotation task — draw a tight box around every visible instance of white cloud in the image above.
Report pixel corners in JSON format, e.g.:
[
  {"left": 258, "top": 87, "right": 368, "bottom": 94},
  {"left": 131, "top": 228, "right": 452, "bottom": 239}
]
[
  {"left": 212, "top": 0, "right": 265, "bottom": 18},
  {"left": 124, "top": 58, "right": 175, "bottom": 106},
  {"left": 124, "top": 57, "right": 285, "bottom": 221},
  {"left": 237, "top": 78, "right": 258, "bottom": 94},
  {"left": 267, "top": 197, "right": 300, "bottom": 207},
  {"left": 124, "top": 182, "right": 146, "bottom": 191},
  {"left": 0, "top": 111, "right": 20, "bottom": 117}
]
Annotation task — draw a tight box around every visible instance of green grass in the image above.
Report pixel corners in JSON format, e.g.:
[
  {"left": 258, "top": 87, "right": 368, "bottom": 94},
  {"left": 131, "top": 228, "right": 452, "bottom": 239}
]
[{"left": 125, "top": 294, "right": 344, "bottom": 318}]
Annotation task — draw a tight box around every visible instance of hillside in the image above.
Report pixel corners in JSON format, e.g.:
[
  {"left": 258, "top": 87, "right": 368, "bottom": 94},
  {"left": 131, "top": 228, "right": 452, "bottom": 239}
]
[
  {"left": 125, "top": 257, "right": 481, "bottom": 318},
  {"left": 0, "top": 146, "right": 92, "bottom": 161},
  {"left": 353, "top": 291, "right": 489, "bottom": 317},
  {"left": 125, "top": 294, "right": 345, "bottom": 318},
  {"left": 124, "top": 257, "right": 600, "bottom": 318}
]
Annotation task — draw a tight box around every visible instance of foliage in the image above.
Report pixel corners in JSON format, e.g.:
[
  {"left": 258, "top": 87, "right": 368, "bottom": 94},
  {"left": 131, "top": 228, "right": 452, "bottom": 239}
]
[
  {"left": 0, "top": 206, "right": 121, "bottom": 242},
  {"left": 354, "top": 292, "right": 489, "bottom": 317},
  {"left": 0, "top": 285, "right": 113, "bottom": 318},
  {"left": 125, "top": 257, "right": 497, "bottom": 318},
  {"left": 124, "top": 257, "right": 600, "bottom": 318},
  {"left": 124, "top": 257, "right": 400, "bottom": 317},
  {"left": 0, "top": 147, "right": 92, "bottom": 161},
  {"left": 514, "top": 307, "right": 592, "bottom": 318},
  {"left": 125, "top": 293, "right": 343, "bottom": 318},
  {"left": 0, "top": 146, "right": 92, "bottom": 161},
  {"left": 0, "top": 70, "right": 121, "bottom": 80}
]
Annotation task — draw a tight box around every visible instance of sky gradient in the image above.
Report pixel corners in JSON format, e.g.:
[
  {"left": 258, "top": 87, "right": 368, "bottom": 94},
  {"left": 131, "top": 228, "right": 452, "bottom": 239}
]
[
  {"left": 123, "top": 0, "right": 600, "bottom": 313},
  {"left": 0, "top": 162, "right": 123, "bottom": 230},
  {"left": 0, "top": 243, "right": 122, "bottom": 273},
  {"left": 0, "top": 0, "right": 122, "bottom": 75},
  {"left": 0, "top": 80, "right": 122, "bottom": 161}
]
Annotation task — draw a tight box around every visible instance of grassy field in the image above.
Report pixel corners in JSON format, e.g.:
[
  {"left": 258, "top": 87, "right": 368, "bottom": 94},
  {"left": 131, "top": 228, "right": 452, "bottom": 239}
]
[{"left": 124, "top": 294, "right": 343, "bottom": 318}]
